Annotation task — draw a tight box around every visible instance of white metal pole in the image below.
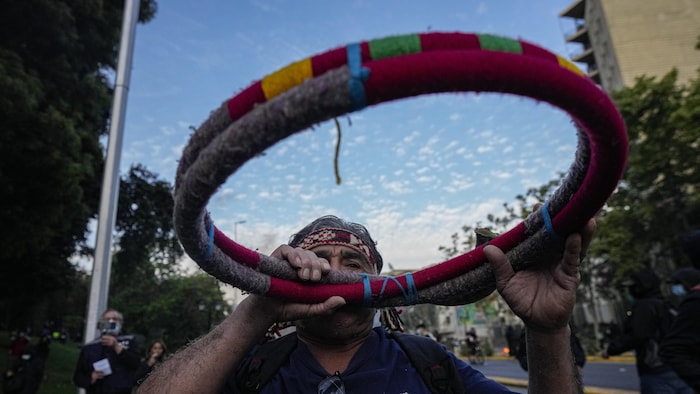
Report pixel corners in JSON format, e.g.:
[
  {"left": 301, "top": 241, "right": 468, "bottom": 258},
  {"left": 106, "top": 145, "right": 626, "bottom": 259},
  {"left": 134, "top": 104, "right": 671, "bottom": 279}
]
[{"left": 83, "top": 0, "right": 140, "bottom": 347}]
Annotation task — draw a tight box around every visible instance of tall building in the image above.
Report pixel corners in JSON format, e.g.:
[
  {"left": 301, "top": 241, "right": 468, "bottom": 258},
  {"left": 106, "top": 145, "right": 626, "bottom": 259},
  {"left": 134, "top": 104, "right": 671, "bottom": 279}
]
[{"left": 560, "top": 0, "right": 700, "bottom": 92}]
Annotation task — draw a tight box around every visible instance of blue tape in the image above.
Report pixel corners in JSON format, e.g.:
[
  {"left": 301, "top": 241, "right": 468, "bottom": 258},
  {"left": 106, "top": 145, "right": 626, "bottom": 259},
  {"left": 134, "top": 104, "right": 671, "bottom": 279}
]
[
  {"left": 541, "top": 202, "right": 563, "bottom": 241},
  {"left": 405, "top": 273, "right": 417, "bottom": 305},
  {"left": 362, "top": 273, "right": 372, "bottom": 307},
  {"left": 346, "top": 43, "right": 370, "bottom": 110},
  {"left": 374, "top": 274, "right": 419, "bottom": 305},
  {"left": 200, "top": 221, "right": 215, "bottom": 260}
]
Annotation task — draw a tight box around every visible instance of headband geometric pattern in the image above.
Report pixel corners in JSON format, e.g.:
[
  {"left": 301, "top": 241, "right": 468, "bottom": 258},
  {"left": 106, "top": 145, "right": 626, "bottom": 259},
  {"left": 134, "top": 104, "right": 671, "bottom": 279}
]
[
  {"left": 173, "top": 32, "right": 628, "bottom": 307},
  {"left": 294, "top": 228, "right": 378, "bottom": 269}
]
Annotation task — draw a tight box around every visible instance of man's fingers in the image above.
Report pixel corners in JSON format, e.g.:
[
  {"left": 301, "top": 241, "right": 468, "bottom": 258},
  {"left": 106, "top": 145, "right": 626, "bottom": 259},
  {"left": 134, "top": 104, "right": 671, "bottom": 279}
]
[
  {"left": 273, "top": 246, "right": 331, "bottom": 281},
  {"left": 319, "top": 296, "right": 346, "bottom": 313},
  {"left": 299, "top": 296, "right": 347, "bottom": 318},
  {"left": 579, "top": 218, "right": 596, "bottom": 257},
  {"left": 484, "top": 245, "right": 514, "bottom": 291},
  {"left": 562, "top": 232, "right": 583, "bottom": 278}
]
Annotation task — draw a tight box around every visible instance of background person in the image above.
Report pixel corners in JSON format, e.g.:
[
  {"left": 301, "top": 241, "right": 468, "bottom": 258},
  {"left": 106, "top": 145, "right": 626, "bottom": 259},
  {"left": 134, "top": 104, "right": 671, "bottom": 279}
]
[
  {"left": 602, "top": 268, "right": 692, "bottom": 394},
  {"left": 660, "top": 267, "right": 700, "bottom": 393},
  {"left": 134, "top": 339, "right": 168, "bottom": 387},
  {"left": 415, "top": 323, "right": 437, "bottom": 341},
  {"left": 465, "top": 327, "right": 480, "bottom": 364},
  {"left": 73, "top": 309, "right": 141, "bottom": 394}
]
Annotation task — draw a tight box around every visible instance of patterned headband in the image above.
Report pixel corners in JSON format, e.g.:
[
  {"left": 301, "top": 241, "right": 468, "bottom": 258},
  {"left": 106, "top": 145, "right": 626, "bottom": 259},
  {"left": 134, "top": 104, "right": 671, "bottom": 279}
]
[{"left": 295, "top": 228, "right": 377, "bottom": 267}]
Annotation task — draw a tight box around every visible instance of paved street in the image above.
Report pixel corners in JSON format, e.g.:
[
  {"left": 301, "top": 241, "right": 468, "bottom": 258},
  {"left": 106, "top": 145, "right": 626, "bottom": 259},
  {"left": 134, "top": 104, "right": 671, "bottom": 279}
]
[{"left": 470, "top": 358, "right": 640, "bottom": 393}]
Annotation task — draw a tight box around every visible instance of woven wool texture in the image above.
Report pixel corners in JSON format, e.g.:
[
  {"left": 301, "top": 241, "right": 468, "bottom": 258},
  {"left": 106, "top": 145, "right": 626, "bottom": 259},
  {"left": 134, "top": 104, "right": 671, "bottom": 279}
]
[{"left": 172, "top": 32, "right": 627, "bottom": 307}]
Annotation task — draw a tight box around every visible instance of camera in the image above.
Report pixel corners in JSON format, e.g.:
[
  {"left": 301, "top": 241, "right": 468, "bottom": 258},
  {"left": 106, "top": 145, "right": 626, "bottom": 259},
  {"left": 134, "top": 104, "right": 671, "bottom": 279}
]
[{"left": 98, "top": 320, "right": 121, "bottom": 336}]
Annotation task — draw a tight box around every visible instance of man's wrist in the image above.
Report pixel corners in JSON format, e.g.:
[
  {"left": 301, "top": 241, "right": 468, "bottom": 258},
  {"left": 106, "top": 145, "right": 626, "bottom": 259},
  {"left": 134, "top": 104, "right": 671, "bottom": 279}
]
[{"left": 526, "top": 324, "right": 570, "bottom": 337}]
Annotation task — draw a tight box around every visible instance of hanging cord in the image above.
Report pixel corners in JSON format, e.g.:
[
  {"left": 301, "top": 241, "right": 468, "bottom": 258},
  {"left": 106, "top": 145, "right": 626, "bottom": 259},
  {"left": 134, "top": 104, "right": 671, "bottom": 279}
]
[{"left": 333, "top": 117, "right": 342, "bottom": 185}]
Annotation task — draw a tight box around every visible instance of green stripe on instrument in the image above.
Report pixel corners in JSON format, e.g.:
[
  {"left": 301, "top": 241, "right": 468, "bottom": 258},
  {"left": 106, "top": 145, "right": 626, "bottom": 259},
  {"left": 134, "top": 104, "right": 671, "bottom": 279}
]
[
  {"left": 478, "top": 34, "right": 522, "bottom": 54},
  {"left": 369, "top": 34, "right": 422, "bottom": 60}
]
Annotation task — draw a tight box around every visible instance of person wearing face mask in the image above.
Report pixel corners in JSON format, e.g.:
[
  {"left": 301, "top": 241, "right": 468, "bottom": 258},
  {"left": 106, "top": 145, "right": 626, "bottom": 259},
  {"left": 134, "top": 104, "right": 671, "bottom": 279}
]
[
  {"left": 602, "top": 268, "right": 692, "bottom": 394},
  {"left": 660, "top": 267, "right": 700, "bottom": 393},
  {"left": 73, "top": 309, "right": 141, "bottom": 394}
]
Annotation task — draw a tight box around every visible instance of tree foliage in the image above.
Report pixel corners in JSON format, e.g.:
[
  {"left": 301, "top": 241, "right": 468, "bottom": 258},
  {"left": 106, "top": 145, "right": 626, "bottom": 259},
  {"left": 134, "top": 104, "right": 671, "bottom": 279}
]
[
  {"left": 112, "top": 164, "right": 184, "bottom": 283},
  {"left": 590, "top": 69, "right": 700, "bottom": 285},
  {"left": 0, "top": 0, "right": 157, "bottom": 327},
  {"left": 139, "top": 275, "right": 226, "bottom": 351},
  {"left": 105, "top": 165, "right": 226, "bottom": 350}
]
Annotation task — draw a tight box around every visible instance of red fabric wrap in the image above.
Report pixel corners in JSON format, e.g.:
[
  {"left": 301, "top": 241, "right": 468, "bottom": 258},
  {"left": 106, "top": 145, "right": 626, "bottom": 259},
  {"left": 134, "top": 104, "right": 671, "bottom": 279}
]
[
  {"left": 208, "top": 32, "right": 627, "bottom": 305},
  {"left": 214, "top": 226, "right": 261, "bottom": 268}
]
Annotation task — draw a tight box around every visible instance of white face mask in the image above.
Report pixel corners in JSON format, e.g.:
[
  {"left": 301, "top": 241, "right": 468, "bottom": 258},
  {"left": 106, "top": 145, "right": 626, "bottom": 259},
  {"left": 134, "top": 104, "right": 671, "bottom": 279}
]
[{"left": 671, "top": 284, "right": 687, "bottom": 297}]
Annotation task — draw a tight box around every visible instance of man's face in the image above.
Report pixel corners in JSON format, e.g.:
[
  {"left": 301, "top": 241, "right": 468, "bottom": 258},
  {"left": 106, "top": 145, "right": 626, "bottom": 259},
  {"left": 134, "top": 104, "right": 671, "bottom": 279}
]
[
  {"left": 295, "top": 245, "right": 376, "bottom": 342},
  {"left": 310, "top": 244, "right": 376, "bottom": 275},
  {"left": 100, "top": 311, "right": 122, "bottom": 336}
]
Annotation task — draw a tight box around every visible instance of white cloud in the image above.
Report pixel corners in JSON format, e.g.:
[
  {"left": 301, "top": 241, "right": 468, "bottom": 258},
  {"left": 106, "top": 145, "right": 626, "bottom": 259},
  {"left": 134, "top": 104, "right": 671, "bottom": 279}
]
[
  {"left": 382, "top": 180, "right": 409, "bottom": 194},
  {"left": 444, "top": 174, "right": 475, "bottom": 193},
  {"left": 490, "top": 170, "right": 512, "bottom": 180}
]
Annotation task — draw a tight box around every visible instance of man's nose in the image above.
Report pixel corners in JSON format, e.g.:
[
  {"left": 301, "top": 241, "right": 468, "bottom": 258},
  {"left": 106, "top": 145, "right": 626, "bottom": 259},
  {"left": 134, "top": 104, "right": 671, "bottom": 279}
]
[{"left": 328, "top": 256, "right": 344, "bottom": 270}]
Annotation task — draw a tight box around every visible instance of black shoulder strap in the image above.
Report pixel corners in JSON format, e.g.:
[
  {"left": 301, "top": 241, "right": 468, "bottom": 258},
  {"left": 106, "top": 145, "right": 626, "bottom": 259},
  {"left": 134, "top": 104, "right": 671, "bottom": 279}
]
[
  {"left": 236, "top": 333, "right": 298, "bottom": 394},
  {"left": 236, "top": 331, "right": 466, "bottom": 394},
  {"left": 653, "top": 298, "right": 676, "bottom": 338},
  {"left": 390, "top": 331, "right": 465, "bottom": 394}
]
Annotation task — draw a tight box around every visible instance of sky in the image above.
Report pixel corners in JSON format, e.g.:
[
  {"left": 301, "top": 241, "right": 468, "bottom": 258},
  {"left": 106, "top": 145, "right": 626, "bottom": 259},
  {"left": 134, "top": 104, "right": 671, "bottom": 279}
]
[{"left": 115, "top": 0, "right": 586, "bottom": 274}]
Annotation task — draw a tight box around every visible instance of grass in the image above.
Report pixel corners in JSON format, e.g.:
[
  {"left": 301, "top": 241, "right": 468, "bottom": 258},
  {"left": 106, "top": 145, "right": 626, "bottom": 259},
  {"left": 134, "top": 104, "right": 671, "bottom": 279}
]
[{"left": 2, "top": 331, "right": 81, "bottom": 394}]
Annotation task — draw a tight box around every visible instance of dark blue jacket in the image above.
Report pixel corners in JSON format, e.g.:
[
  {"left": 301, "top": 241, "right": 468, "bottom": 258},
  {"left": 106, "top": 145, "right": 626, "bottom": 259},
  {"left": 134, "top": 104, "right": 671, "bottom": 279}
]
[{"left": 73, "top": 335, "right": 141, "bottom": 394}]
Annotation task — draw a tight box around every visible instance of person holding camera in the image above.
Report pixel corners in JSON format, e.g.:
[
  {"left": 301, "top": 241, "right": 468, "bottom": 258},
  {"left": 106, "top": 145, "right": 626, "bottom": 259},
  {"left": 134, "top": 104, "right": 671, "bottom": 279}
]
[{"left": 73, "top": 309, "right": 141, "bottom": 394}]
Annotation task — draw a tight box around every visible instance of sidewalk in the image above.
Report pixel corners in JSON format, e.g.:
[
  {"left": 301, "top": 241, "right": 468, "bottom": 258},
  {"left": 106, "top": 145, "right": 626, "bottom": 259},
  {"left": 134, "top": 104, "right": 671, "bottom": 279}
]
[{"left": 485, "top": 354, "right": 636, "bottom": 363}]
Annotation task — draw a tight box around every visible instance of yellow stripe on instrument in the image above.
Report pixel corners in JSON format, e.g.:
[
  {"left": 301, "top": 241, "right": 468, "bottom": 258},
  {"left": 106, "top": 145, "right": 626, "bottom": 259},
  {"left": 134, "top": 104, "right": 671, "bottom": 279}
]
[
  {"left": 261, "top": 57, "right": 314, "bottom": 100},
  {"left": 557, "top": 56, "right": 585, "bottom": 77}
]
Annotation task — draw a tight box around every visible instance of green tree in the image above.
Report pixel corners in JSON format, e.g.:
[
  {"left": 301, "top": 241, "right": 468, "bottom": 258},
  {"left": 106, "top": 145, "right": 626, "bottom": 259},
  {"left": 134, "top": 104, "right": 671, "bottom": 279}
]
[
  {"left": 104, "top": 165, "right": 227, "bottom": 351},
  {"left": 0, "top": 0, "right": 157, "bottom": 328},
  {"left": 138, "top": 274, "right": 226, "bottom": 351},
  {"left": 109, "top": 165, "right": 185, "bottom": 340},
  {"left": 590, "top": 69, "right": 700, "bottom": 284}
]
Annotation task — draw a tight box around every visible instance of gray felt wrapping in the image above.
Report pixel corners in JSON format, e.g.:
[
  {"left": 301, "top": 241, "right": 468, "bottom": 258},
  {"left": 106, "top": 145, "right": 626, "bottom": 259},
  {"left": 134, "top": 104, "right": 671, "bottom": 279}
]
[{"left": 172, "top": 63, "right": 592, "bottom": 307}]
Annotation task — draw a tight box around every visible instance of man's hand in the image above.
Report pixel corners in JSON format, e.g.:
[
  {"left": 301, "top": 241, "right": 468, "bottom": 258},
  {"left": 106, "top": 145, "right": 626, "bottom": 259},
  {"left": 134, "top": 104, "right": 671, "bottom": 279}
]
[
  {"left": 91, "top": 370, "right": 104, "bottom": 384},
  {"left": 271, "top": 245, "right": 331, "bottom": 281},
  {"left": 248, "top": 245, "right": 343, "bottom": 323},
  {"left": 484, "top": 218, "right": 596, "bottom": 332}
]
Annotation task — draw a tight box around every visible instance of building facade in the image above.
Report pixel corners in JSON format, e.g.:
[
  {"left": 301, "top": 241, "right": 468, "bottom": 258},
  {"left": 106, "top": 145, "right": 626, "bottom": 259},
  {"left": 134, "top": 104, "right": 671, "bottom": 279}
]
[{"left": 560, "top": 0, "right": 700, "bottom": 91}]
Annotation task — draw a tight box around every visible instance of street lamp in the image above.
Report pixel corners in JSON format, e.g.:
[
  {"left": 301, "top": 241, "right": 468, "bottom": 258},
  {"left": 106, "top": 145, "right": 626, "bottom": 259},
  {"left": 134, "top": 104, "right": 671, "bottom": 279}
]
[{"left": 234, "top": 220, "right": 246, "bottom": 242}]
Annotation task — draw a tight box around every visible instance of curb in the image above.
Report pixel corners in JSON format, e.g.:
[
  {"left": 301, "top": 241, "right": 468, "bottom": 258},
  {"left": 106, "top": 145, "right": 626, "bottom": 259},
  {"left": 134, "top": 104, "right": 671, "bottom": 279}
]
[
  {"left": 489, "top": 377, "right": 639, "bottom": 394},
  {"left": 485, "top": 355, "right": 636, "bottom": 363}
]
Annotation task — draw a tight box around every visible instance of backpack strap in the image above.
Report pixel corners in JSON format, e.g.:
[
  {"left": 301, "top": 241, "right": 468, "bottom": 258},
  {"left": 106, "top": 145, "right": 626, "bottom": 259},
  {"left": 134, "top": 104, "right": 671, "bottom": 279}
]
[
  {"left": 650, "top": 298, "right": 676, "bottom": 340},
  {"left": 236, "top": 330, "right": 466, "bottom": 394},
  {"left": 390, "top": 331, "right": 466, "bottom": 394},
  {"left": 236, "top": 333, "right": 299, "bottom": 394}
]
